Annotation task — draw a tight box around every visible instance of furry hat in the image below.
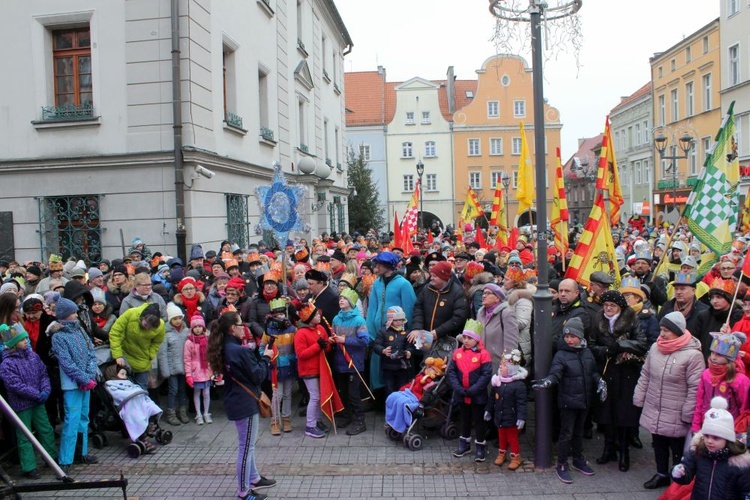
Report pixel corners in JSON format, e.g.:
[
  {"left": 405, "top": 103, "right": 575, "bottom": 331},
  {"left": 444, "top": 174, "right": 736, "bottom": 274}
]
[{"left": 702, "top": 397, "right": 736, "bottom": 442}]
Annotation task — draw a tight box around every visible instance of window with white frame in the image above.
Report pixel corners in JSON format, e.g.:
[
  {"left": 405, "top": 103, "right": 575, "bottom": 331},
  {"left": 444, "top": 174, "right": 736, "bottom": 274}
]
[
  {"left": 689, "top": 146, "right": 698, "bottom": 175},
  {"left": 729, "top": 44, "right": 740, "bottom": 86},
  {"left": 468, "top": 138, "right": 481, "bottom": 156},
  {"left": 728, "top": 0, "right": 739, "bottom": 16},
  {"left": 425, "top": 173, "right": 437, "bottom": 192},
  {"left": 512, "top": 171, "right": 519, "bottom": 188},
  {"left": 635, "top": 124, "right": 641, "bottom": 146},
  {"left": 703, "top": 35, "right": 709, "bottom": 54},
  {"left": 686, "top": 82, "right": 694, "bottom": 117},
  {"left": 643, "top": 120, "right": 649, "bottom": 144},
  {"left": 703, "top": 73, "right": 712, "bottom": 111},
  {"left": 615, "top": 131, "right": 620, "bottom": 151},
  {"left": 686, "top": 46, "right": 692, "bottom": 63},
  {"left": 670, "top": 89, "right": 679, "bottom": 122},
  {"left": 403, "top": 174, "right": 414, "bottom": 192},
  {"left": 490, "top": 138, "right": 503, "bottom": 156},
  {"left": 425, "top": 141, "right": 436, "bottom": 157},
  {"left": 621, "top": 165, "right": 627, "bottom": 185},
  {"left": 635, "top": 161, "right": 642, "bottom": 184},
  {"left": 491, "top": 171, "right": 502, "bottom": 188},
  {"left": 644, "top": 160, "right": 650, "bottom": 185},
  {"left": 402, "top": 141, "right": 413, "bottom": 158},
  {"left": 359, "top": 144, "right": 371, "bottom": 161},
  {"left": 702, "top": 136, "right": 712, "bottom": 163},
  {"left": 628, "top": 126, "right": 633, "bottom": 149},
  {"left": 469, "top": 172, "right": 482, "bottom": 189},
  {"left": 487, "top": 101, "right": 499, "bottom": 118},
  {"left": 512, "top": 137, "right": 522, "bottom": 155},
  {"left": 671, "top": 59, "right": 676, "bottom": 71},
  {"left": 422, "top": 111, "right": 431, "bottom": 124},
  {"left": 513, "top": 100, "right": 526, "bottom": 117},
  {"left": 658, "top": 95, "right": 666, "bottom": 126},
  {"left": 406, "top": 111, "right": 414, "bottom": 125},
  {"left": 736, "top": 116, "right": 743, "bottom": 154}
]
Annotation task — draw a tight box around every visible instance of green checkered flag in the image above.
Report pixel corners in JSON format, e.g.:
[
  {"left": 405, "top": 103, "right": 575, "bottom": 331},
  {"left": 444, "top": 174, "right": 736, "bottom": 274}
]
[{"left": 686, "top": 101, "right": 740, "bottom": 275}]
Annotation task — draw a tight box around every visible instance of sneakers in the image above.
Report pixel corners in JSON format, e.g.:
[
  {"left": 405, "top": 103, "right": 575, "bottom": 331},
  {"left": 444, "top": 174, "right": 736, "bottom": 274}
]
[
  {"left": 345, "top": 420, "right": 367, "bottom": 436},
  {"left": 305, "top": 426, "right": 326, "bottom": 438},
  {"left": 571, "top": 458, "right": 595, "bottom": 476},
  {"left": 453, "top": 436, "right": 472, "bottom": 458},
  {"left": 556, "top": 463, "right": 573, "bottom": 484},
  {"left": 196, "top": 414, "right": 204, "bottom": 425},
  {"left": 251, "top": 476, "right": 277, "bottom": 490},
  {"left": 203, "top": 413, "right": 213, "bottom": 424},
  {"left": 238, "top": 490, "right": 267, "bottom": 500}
]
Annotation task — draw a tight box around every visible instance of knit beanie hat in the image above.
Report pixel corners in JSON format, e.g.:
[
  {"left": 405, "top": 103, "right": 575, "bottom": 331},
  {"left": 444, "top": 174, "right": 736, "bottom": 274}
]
[
  {"left": 702, "top": 397, "right": 736, "bottom": 442},
  {"left": 431, "top": 261, "right": 453, "bottom": 281},
  {"left": 55, "top": 297, "right": 79, "bottom": 320},
  {"left": 140, "top": 304, "right": 162, "bottom": 329},
  {"left": 483, "top": 283, "right": 506, "bottom": 302},
  {"left": 660, "top": 311, "right": 687, "bottom": 337},
  {"left": 227, "top": 277, "right": 246, "bottom": 293},
  {"left": 385, "top": 306, "right": 406, "bottom": 329},
  {"left": 26, "top": 265, "right": 43, "bottom": 278},
  {"left": 190, "top": 315, "right": 205, "bottom": 329},
  {"left": 167, "top": 302, "right": 184, "bottom": 322},
  {"left": 340, "top": 288, "right": 359, "bottom": 309},
  {"left": 88, "top": 267, "right": 103, "bottom": 281},
  {"left": 0, "top": 323, "right": 29, "bottom": 349},
  {"left": 0, "top": 282, "right": 18, "bottom": 296},
  {"left": 600, "top": 290, "right": 628, "bottom": 310},
  {"left": 294, "top": 278, "right": 309, "bottom": 290},
  {"left": 22, "top": 294, "right": 45, "bottom": 313},
  {"left": 562, "top": 317, "right": 585, "bottom": 340}
]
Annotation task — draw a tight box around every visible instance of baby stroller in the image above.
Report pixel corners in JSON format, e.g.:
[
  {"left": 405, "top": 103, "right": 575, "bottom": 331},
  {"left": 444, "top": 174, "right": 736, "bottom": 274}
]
[
  {"left": 385, "top": 335, "right": 458, "bottom": 450},
  {"left": 90, "top": 346, "right": 172, "bottom": 458}
]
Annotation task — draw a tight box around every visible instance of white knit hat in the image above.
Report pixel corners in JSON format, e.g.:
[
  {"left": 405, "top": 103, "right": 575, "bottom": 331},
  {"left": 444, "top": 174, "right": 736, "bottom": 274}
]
[
  {"left": 166, "top": 302, "right": 184, "bottom": 322},
  {"left": 702, "top": 397, "right": 736, "bottom": 442}
]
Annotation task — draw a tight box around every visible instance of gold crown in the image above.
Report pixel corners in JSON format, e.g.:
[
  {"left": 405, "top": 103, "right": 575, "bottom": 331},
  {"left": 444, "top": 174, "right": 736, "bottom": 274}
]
[{"left": 709, "top": 277, "right": 736, "bottom": 296}]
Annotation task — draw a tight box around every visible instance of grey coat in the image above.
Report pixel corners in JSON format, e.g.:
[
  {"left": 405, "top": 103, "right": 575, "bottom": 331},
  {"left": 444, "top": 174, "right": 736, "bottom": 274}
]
[
  {"left": 157, "top": 323, "right": 189, "bottom": 378},
  {"left": 477, "top": 301, "right": 519, "bottom": 375},
  {"left": 633, "top": 335, "right": 705, "bottom": 437}
]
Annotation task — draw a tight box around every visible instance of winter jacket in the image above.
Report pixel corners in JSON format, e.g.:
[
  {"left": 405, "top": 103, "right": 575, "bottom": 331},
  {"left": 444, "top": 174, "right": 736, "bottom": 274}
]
[
  {"left": 448, "top": 344, "right": 493, "bottom": 406},
  {"left": 507, "top": 285, "right": 535, "bottom": 366},
  {"left": 373, "top": 326, "right": 414, "bottom": 372},
  {"left": 691, "top": 369, "right": 750, "bottom": 432},
  {"left": 293, "top": 324, "right": 332, "bottom": 378},
  {"left": 91, "top": 303, "right": 116, "bottom": 336},
  {"left": 466, "top": 272, "right": 494, "bottom": 319},
  {"left": 412, "top": 280, "right": 470, "bottom": 339},
  {"left": 109, "top": 303, "right": 166, "bottom": 373},
  {"left": 545, "top": 341, "right": 601, "bottom": 410},
  {"left": 205, "top": 287, "right": 224, "bottom": 318},
  {"left": 477, "top": 301, "right": 519, "bottom": 375},
  {"left": 0, "top": 347, "right": 51, "bottom": 412},
  {"left": 551, "top": 298, "right": 592, "bottom": 348},
  {"left": 673, "top": 431, "right": 750, "bottom": 500},
  {"left": 693, "top": 305, "right": 744, "bottom": 360},
  {"left": 157, "top": 322, "right": 188, "bottom": 378},
  {"left": 331, "top": 308, "right": 370, "bottom": 373},
  {"left": 221, "top": 335, "right": 270, "bottom": 421},
  {"left": 172, "top": 291, "right": 207, "bottom": 322},
  {"left": 658, "top": 297, "right": 708, "bottom": 337},
  {"left": 63, "top": 280, "right": 108, "bottom": 343},
  {"left": 260, "top": 320, "right": 297, "bottom": 381},
  {"left": 248, "top": 293, "right": 291, "bottom": 338},
  {"left": 485, "top": 367, "right": 528, "bottom": 428},
  {"left": 50, "top": 320, "right": 97, "bottom": 391},
  {"left": 120, "top": 289, "right": 167, "bottom": 320},
  {"left": 633, "top": 335, "right": 704, "bottom": 437},
  {"left": 310, "top": 285, "right": 341, "bottom": 326},
  {"left": 589, "top": 307, "right": 647, "bottom": 367},
  {"left": 210, "top": 296, "right": 253, "bottom": 326},
  {"left": 636, "top": 306, "right": 660, "bottom": 348},
  {"left": 105, "top": 277, "right": 133, "bottom": 314},
  {"left": 184, "top": 334, "right": 213, "bottom": 383}
]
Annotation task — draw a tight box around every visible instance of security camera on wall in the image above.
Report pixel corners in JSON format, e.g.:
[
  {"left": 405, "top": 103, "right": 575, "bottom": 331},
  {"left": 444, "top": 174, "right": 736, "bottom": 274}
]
[{"left": 195, "top": 165, "right": 215, "bottom": 179}]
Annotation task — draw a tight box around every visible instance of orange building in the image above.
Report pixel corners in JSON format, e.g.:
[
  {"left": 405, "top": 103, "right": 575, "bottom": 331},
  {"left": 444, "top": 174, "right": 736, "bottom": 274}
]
[{"left": 452, "top": 55, "right": 562, "bottom": 229}]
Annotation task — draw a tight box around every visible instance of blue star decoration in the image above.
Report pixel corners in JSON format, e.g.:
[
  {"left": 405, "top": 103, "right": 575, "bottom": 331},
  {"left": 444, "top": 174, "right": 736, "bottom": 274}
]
[{"left": 254, "top": 161, "right": 309, "bottom": 245}]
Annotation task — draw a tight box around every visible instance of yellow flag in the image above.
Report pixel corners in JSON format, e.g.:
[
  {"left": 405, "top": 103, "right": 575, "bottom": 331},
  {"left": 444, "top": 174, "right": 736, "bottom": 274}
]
[
  {"left": 517, "top": 122, "right": 534, "bottom": 214},
  {"left": 596, "top": 116, "right": 624, "bottom": 225},
  {"left": 550, "top": 147, "right": 569, "bottom": 259},
  {"left": 741, "top": 186, "right": 750, "bottom": 234},
  {"left": 460, "top": 186, "right": 483, "bottom": 222}
]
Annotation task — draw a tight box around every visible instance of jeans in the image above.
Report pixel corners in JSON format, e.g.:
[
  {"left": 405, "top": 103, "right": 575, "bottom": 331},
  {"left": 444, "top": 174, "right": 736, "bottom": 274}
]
[
  {"left": 335, "top": 372, "right": 363, "bottom": 422},
  {"left": 168, "top": 375, "right": 188, "bottom": 410},
  {"left": 132, "top": 371, "right": 150, "bottom": 391},
  {"left": 652, "top": 433, "right": 686, "bottom": 475},
  {"left": 303, "top": 378, "right": 321, "bottom": 428},
  {"left": 558, "top": 408, "right": 586, "bottom": 464},
  {"left": 382, "top": 370, "right": 410, "bottom": 400},
  {"left": 272, "top": 379, "right": 293, "bottom": 419},
  {"left": 59, "top": 389, "right": 90, "bottom": 466},
  {"left": 16, "top": 405, "right": 57, "bottom": 472},
  {"left": 235, "top": 413, "right": 260, "bottom": 494}
]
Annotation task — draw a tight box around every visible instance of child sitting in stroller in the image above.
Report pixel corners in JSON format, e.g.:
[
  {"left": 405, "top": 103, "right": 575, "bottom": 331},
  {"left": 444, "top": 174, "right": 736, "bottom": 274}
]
[
  {"left": 103, "top": 364, "right": 165, "bottom": 456},
  {"left": 385, "top": 356, "right": 448, "bottom": 434}
]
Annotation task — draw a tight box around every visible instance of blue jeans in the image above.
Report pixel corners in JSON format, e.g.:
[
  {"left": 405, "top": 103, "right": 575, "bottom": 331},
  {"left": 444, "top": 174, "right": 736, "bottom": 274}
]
[
  {"left": 235, "top": 413, "right": 260, "bottom": 494},
  {"left": 59, "top": 389, "right": 90, "bottom": 466},
  {"left": 168, "top": 375, "right": 188, "bottom": 410},
  {"left": 132, "top": 371, "right": 150, "bottom": 391}
]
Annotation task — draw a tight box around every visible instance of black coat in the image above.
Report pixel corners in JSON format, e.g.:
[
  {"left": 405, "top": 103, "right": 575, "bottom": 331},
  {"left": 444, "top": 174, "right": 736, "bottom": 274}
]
[
  {"left": 658, "top": 297, "right": 708, "bottom": 339},
  {"left": 546, "top": 342, "right": 600, "bottom": 411},
  {"left": 693, "top": 306, "right": 743, "bottom": 360},
  {"left": 674, "top": 432, "right": 750, "bottom": 500},
  {"left": 310, "top": 285, "right": 340, "bottom": 326},
  {"left": 551, "top": 298, "right": 592, "bottom": 347},
  {"left": 485, "top": 371, "right": 528, "bottom": 427},
  {"left": 412, "top": 280, "right": 470, "bottom": 338},
  {"left": 373, "top": 326, "right": 415, "bottom": 371}
]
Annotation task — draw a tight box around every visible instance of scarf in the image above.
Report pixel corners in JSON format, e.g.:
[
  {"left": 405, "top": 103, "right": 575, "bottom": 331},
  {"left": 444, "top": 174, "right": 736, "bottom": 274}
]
[
  {"left": 24, "top": 319, "right": 41, "bottom": 350},
  {"left": 631, "top": 302, "right": 644, "bottom": 315},
  {"left": 604, "top": 311, "right": 620, "bottom": 332},
  {"left": 189, "top": 334, "right": 208, "bottom": 370},
  {"left": 674, "top": 298, "right": 694, "bottom": 317},
  {"left": 708, "top": 361, "right": 729, "bottom": 386},
  {"left": 262, "top": 289, "right": 278, "bottom": 303},
  {"left": 484, "top": 302, "right": 499, "bottom": 317},
  {"left": 657, "top": 331, "right": 691, "bottom": 354},
  {"left": 180, "top": 293, "right": 200, "bottom": 320}
]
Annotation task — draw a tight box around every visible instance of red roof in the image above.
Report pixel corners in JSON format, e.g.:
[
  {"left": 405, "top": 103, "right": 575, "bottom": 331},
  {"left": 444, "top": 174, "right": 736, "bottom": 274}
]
[
  {"left": 562, "top": 133, "right": 604, "bottom": 180},
  {"left": 610, "top": 82, "right": 651, "bottom": 114}
]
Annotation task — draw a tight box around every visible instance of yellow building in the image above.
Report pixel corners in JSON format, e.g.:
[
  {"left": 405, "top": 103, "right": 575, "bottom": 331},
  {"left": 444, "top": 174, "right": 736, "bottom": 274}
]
[
  {"left": 649, "top": 18, "right": 721, "bottom": 224},
  {"left": 452, "top": 55, "right": 562, "bottom": 230}
]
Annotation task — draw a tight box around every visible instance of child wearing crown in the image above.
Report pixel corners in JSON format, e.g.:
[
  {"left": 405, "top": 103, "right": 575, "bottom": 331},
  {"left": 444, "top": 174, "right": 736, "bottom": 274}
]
[
  {"left": 448, "top": 319, "right": 493, "bottom": 462},
  {"left": 260, "top": 297, "right": 297, "bottom": 435}
]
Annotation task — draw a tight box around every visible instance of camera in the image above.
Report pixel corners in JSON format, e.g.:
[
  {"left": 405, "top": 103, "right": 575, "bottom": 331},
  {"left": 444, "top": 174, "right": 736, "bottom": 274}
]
[{"left": 195, "top": 165, "right": 215, "bottom": 179}]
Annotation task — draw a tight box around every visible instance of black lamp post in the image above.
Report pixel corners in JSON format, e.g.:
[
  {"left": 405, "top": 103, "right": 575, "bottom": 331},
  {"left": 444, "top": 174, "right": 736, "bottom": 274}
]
[
  {"left": 416, "top": 160, "right": 425, "bottom": 232},
  {"left": 501, "top": 172, "right": 511, "bottom": 230},
  {"left": 654, "top": 132, "right": 694, "bottom": 213}
]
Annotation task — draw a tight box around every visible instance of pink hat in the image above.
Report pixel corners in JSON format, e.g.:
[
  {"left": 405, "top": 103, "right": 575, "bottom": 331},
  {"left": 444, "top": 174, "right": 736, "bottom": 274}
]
[{"left": 190, "top": 315, "right": 205, "bottom": 329}]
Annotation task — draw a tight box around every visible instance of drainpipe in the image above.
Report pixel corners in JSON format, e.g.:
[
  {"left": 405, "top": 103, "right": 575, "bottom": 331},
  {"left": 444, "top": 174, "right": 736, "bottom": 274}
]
[{"left": 171, "top": 0, "right": 187, "bottom": 263}]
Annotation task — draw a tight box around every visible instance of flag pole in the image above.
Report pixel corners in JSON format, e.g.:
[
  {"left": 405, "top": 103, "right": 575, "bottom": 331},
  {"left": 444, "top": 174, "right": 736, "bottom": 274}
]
[
  {"left": 726, "top": 276, "right": 744, "bottom": 327},
  {"left": 321, "top": 316, "right": 376, "bottom": 401},
  {"left": 559, "top": 218, "right": 567, "bottom": 273}
]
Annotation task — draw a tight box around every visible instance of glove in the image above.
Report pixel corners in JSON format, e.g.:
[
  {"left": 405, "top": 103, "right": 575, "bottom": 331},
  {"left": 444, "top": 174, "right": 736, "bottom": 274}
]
[
  {"left": 531, "top": 379, "right": 552, "bottom": 390},
  {"left": 267, "top": 336, "right": 276, "bottom": 347},
  {"left": 316, "top": 338, "right": 327, "bottom": 350},
  {"left": 672, "top": 464, "right": 686, "bottom": 479},
  {"left": 607, "top": 343, "right": 622, "bottom": 356},
  {"left": 79, "top": 380, "right": 97, "bottom": 391},
  {"left": 484, "top": 411, "right": 492, "bottom": 422},
  {"left": 597, "top": 379, "right": 608, "bottom": 402},
  {"left": 186, "top": 376, "right": 194, "bottom": 388},
  {"left": 516, "top": 419, "right": 525, "bottom": 430},
  {"left": 38, "top": 390, "right": 50, "bottom": 402}
]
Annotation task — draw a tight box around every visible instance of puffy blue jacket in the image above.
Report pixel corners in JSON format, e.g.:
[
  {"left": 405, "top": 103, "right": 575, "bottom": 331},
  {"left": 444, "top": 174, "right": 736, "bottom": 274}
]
[{"left": 331, "top": 308, "right": 369, "bottom": 373}]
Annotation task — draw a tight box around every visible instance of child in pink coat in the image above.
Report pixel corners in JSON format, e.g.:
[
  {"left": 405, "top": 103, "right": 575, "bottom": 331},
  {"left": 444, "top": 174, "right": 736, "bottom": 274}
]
[
  {"left": 184, "top": 315, "right": 213, "bottom": 425},
  {"left": 692, "top": 332, "right": 750, "bottom": 432}
]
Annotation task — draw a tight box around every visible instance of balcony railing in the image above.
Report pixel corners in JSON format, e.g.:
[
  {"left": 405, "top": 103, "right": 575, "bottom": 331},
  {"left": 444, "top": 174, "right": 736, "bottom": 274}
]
[
  {"left": 260, "top": 126, "right": 275, "bottom": 142},
  {"left": 336, "top": 162, "right": 343, "bottom": 172},
  {"left": 41, "top": 103, "right": 94, "bottom": 121},
  {"left": 225, "top": 111, "right": 243, "bottom": 129}
]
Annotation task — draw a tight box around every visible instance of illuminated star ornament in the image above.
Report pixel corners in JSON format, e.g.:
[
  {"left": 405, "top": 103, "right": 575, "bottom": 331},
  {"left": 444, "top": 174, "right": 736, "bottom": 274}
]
[{"left": 254, "top": 161, "right": 309, "bottom": 245}]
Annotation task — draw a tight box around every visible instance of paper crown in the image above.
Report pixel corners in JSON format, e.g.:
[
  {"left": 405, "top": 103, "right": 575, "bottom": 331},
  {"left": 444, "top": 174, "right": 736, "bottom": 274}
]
[
  {"left": 294, "top": 247, "right": 309, "bottom": 261},
  {"left": 505, "top": 267, "right": 525, "bottom": 283},
  {"left": 262, "top": 270, "right": 281, "bottom": 284},
  {"left": 1, "top": 323, "right": 29, "bottom": 349},
  {"left": 460, "top": 318, "right": 483, "bottom": 342},
  {"left": 709, "top": 331, "right": 747, "bottom": 361},
  {"left": 315, "top": 261, "right": 331, "bottom": 274},
  {"left": 298, "top": 303, "right": 319, "bottom": 323},
  {"left": 48, "top": 253, "right": 62, "bottom": 263},
  {"left": 340, "top": 288, "right": 359, "bottom": 308},
  {"left": 634, "top": 248, "right": 652, "bottom": 262},
  {"left": 269, "top": 298, "right": 286, "bottom": 311},
  {"left": 620, "top": 276, "right": 641, "bottom": 290},
  {"left": 221, "top": 251, "right": 234, "bottom": 263},
  {"left": 523, "top": 268, "right": 538, "bottom": 281},
  {"left": 709, "top": 277, "right": 736, "bottom": 297},
  {"left": 464, "top": 261, "right": 484, "bottom": 280},
  {"left": 339, "top": 272, "right": 357, "bottom": 289},
  {"left": 674, "top": 272, "right": 697, "bottom": 286}
]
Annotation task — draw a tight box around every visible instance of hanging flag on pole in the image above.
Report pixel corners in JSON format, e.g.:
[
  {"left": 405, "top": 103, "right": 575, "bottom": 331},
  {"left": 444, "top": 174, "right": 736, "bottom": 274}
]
[
  {"left": 685, "top": 101, "right": 740, "bottom": 275},
  {"left": 517, "top": 122, "right": 534, "bottom": 215},
  {"left": 740, "top": 186, "right": 750, "bottom": 234},
  {"left": 460, "top": 186, "right": 483, "bottom": 222},
  {"left": 402, "top": 181, "right": 421, "bottom": 236},
  {"left": 564, "top": 191, "right": 621, "bottom": 289},
  {"left": 550, "top": 147, "right": 569, "bottom": 260},
  {"left": 596, "top": 116, "right": 624, "bottom": 226},
  {"left": 490, "top": 180, "right": 508, "bottom": 245},
  {"left": 392, "top": 211, "right": 401, "bottom": 249}
]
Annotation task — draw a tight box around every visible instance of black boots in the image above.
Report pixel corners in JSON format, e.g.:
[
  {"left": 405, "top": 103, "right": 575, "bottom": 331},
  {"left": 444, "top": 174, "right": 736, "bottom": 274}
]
[
  {"left": 618, "top": 445, "right": 630, "bottom": 472},
  {"left": 596, "top": 442, "right": 617, "bottom": 464}
]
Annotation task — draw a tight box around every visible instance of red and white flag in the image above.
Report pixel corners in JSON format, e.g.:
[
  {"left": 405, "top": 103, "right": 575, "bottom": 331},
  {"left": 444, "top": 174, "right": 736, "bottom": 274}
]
[{"left": 402, "top": 181, "right": 421, "bottom": 235}]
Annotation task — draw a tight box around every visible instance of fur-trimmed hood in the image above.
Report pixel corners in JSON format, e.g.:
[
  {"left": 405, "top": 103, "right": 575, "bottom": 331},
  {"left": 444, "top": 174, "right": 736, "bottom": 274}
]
[
  {"left": 106, "top": 276, "right": 133, "bottom": 295},
  {"left": 467, "top": 272, "right": 494, "bottom": 298},
  {"left": 507, "top": 284, "right": 536, "bottom": 306},
  {"left": 491, "top": 365, "right": 528, "bottom": 387},
  {"left": 689, "top": 431, "right": 750, "bottom": 468}
]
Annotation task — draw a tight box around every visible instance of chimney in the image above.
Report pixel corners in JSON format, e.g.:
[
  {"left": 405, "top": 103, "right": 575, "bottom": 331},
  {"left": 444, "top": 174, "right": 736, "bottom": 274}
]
[
  {"left": 446, "top": 66, "right": 455, "bottom": 114},
  {"left": 377, "top": 65, "right": 385, "bottom": 78}
]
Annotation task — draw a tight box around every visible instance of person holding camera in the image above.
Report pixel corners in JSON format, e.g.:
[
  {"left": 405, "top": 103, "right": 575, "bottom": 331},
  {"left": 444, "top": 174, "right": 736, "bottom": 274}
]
[{"left": 373, "top": 306, "right": 415, "bottom": 399}]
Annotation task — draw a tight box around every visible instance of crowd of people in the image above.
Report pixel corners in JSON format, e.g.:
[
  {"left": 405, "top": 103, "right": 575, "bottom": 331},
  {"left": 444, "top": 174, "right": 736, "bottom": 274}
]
[{"left": 2, "top": 222, "right": 750, "bottom": 497}]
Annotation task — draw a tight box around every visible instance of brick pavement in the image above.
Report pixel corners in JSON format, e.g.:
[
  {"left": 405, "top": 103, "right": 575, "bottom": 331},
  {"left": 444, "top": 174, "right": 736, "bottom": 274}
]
[{"left": 6, "top": 397, "right": 665, "bottom": 499}]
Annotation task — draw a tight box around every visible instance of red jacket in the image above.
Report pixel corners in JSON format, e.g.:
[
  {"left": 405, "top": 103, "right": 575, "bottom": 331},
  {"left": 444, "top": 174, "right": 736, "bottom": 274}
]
[{"left": 293, "top": 324, "right": 331, "bottom": 377}]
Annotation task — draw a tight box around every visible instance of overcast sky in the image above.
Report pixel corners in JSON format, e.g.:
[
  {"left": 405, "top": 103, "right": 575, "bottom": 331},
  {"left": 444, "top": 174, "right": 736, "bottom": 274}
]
[{"left": 337, "top": 0, "right": 721, "bottom": 158}]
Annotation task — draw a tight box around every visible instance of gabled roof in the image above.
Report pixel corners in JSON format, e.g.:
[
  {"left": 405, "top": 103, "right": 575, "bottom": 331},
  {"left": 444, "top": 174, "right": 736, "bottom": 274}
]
[
  {"left": 563, "top": 134, "right": 604, "bottom": 180},
  {"left": 610, "top": 82, "right": 651, "bottom": 115}
]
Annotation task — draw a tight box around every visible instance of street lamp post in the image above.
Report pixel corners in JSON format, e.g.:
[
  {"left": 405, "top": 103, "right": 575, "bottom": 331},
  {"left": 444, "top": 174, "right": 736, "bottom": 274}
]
[
  {"left": 654, "top": 132, "right": 694, "bottom": 214},
  {"left": 416, "top": 160, "right": 425, "bottom": 233},
  {"left": 501, "top": 172, "right": 511, "bottom": 231}
]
